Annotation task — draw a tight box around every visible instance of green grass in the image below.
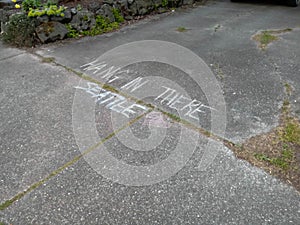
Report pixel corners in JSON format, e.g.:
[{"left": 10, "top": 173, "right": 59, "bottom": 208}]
[
  {"left": 281, "top": 122, "right": 300, "bottom": 145},
  {"left": 254, "top": 144, "right": 295, "bottom": 170},
  {"left": 253, "top": 28, "right": 292, "bottom": 50},
  {"left": 270, "top": 157, "right": 289, "bottom": 170},
  {"left": 259, "top": 31, "right": 278, "bottom": 46},
  {"left": 254, "top": 153, "right": 271, "bottom": 162}
]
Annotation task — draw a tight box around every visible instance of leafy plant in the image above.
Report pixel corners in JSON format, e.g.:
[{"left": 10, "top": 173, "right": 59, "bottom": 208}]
[
  {"left": 83, "top": 16, "right": 119, "bottom": 36},
  {"left": 66, "top": 24, "right": 80, "bottom": 38},
  {"left": 1, "top": 13, "right": 36, "bottom": 47},
  {"left": 162, "top": 0, "right": 168, "bottom": 7},
  {"left": 112, "top": 8, "right": 124, "bottom": 23},
  {"left": 44, "top": 0, "right": 56, "bottom": 7},
  {"left": 22, "top": 0, "right": 41, "bottom": 11},
  {"left": 28, "top": 5, "right": 66, "bottom": 17},
  {"left": 76, "top": 4, "right": 82, "bottom": 11}
]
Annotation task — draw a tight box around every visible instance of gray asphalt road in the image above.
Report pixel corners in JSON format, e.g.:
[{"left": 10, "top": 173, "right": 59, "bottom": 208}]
[{"left": 1, "top": 0, "right": 300, "bottom": 224}]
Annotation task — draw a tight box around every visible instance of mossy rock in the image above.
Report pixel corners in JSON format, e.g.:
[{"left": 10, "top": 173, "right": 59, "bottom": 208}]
[{"left": 35, "top": 21, "right": 68, "bottom": 43}]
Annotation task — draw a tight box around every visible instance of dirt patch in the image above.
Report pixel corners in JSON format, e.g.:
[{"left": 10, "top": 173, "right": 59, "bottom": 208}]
[
  {"left": 225, "top": 100, "right": 300, "bottom": 192},
  {"left": 252, "top": 28, "right": 292, "bottom": 50}
]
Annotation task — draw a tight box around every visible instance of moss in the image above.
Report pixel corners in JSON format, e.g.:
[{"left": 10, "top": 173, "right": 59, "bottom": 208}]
[
  {"left": 253, "top": 28, "right": 292, "bottom": 50},
  {"left": 253, "top": 31, "right": 278, "bottom": 49},
  {"left": 41, "top": 57, "right": 55, "bottom": 63},
  {"left": 176, "top": 26, "right": 187, "bottom": 32}
]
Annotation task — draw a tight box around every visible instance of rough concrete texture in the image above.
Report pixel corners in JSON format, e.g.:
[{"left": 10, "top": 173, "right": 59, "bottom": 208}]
[{"left": 1, "top": 0, "right": 300, "bottom": 224}]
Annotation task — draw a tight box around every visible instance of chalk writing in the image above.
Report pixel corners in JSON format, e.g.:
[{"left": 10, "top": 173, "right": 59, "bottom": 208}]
[
  {"left": 75, "top": 82, "right": 149, "bottom": 118},
  {"left": 155, "top": 86, "right": 215, "bottom": 121},
  {"left": 80, "top": 60, "right": 127, "bottom": 84},
  {"left": 121, "top": 77, "right": 149, "bottom": 93},
  {"left": 79, "top": 60, "right": 216, "bottom": 121}
]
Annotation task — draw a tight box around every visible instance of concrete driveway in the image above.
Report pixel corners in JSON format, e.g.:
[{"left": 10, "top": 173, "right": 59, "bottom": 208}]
[{"left": 1, "top": 0, "right": 300, "bottom": 224}]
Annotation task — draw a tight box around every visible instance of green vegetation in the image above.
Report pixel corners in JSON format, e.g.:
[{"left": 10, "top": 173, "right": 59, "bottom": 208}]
[
  {"left": 22, "top": 0, "right": 41, "bottom": 12},
  {"left": 28, "top": 5, "right": 66, "bottom": 18},
  {"left": 176, "top": 26, "right": 187, "bottom": 32},
  {"left": 253, "top": 31, "right": 278, "bottom": 49},
  {"left": 2, "top": 0, "right": 66, "bottom": 46},
  {"left": 66, "top": 24, "right": 80, "bottom": 38},
  {"left": 254, "top": 144, "right": 294, "bottom": 170},
  {"left": 162, "top": 0, "right": 168, "bottom": 7},
  {"left": 112, "top": 8, "right": 124, "bottom": 23},
  {"left": 76, "top": 4, "right": 82, "bottom": 11},
  {"left": 1, "top": 13, "right": 36, "bottom": 47},
  {"left": 253, "top": 28, "right": 292, "bottom": 50},
  {"left": 82, "top": 16, "right": 119, "bottom": 36},
  {"left": 260, "top": 31, "right": 278, "bottom": 45},
  {"left": 226, "top": 82, "right": 300, "bottom": 190},
  {"left": 280, "top": 121, "right": 300, "bottom": 145},
  {"left": 66, "top": 15, "right": 121, "bottom": 38}
]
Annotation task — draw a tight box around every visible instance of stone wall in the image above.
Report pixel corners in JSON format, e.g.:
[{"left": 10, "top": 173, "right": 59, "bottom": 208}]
[{"left": 0, "top": 0, "right": 203, "bottom": 44}]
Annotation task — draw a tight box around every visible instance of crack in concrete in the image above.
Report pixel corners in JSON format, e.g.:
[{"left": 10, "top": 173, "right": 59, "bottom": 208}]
[
  {"left": 0, "top": 52, "right": 25, "bottom": 62},
  {"left": 0, "top": 105, "right": 152, "bottom": 211},
  {"left": 33, "top": 51, "right": 230, "bottom": 146},
  {"left": 0, "top": 50, "right": 236, "bottom": 211}
]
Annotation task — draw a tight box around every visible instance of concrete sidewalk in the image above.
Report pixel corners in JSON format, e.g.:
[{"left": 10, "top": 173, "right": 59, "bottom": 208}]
[{"left": 1, "top": 0, "right": 300, "bottom": 224}]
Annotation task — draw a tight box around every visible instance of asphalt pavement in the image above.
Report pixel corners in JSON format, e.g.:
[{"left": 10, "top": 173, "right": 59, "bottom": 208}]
[{"left": 1, "top": 0, "right": 300, "bottom": 224}]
